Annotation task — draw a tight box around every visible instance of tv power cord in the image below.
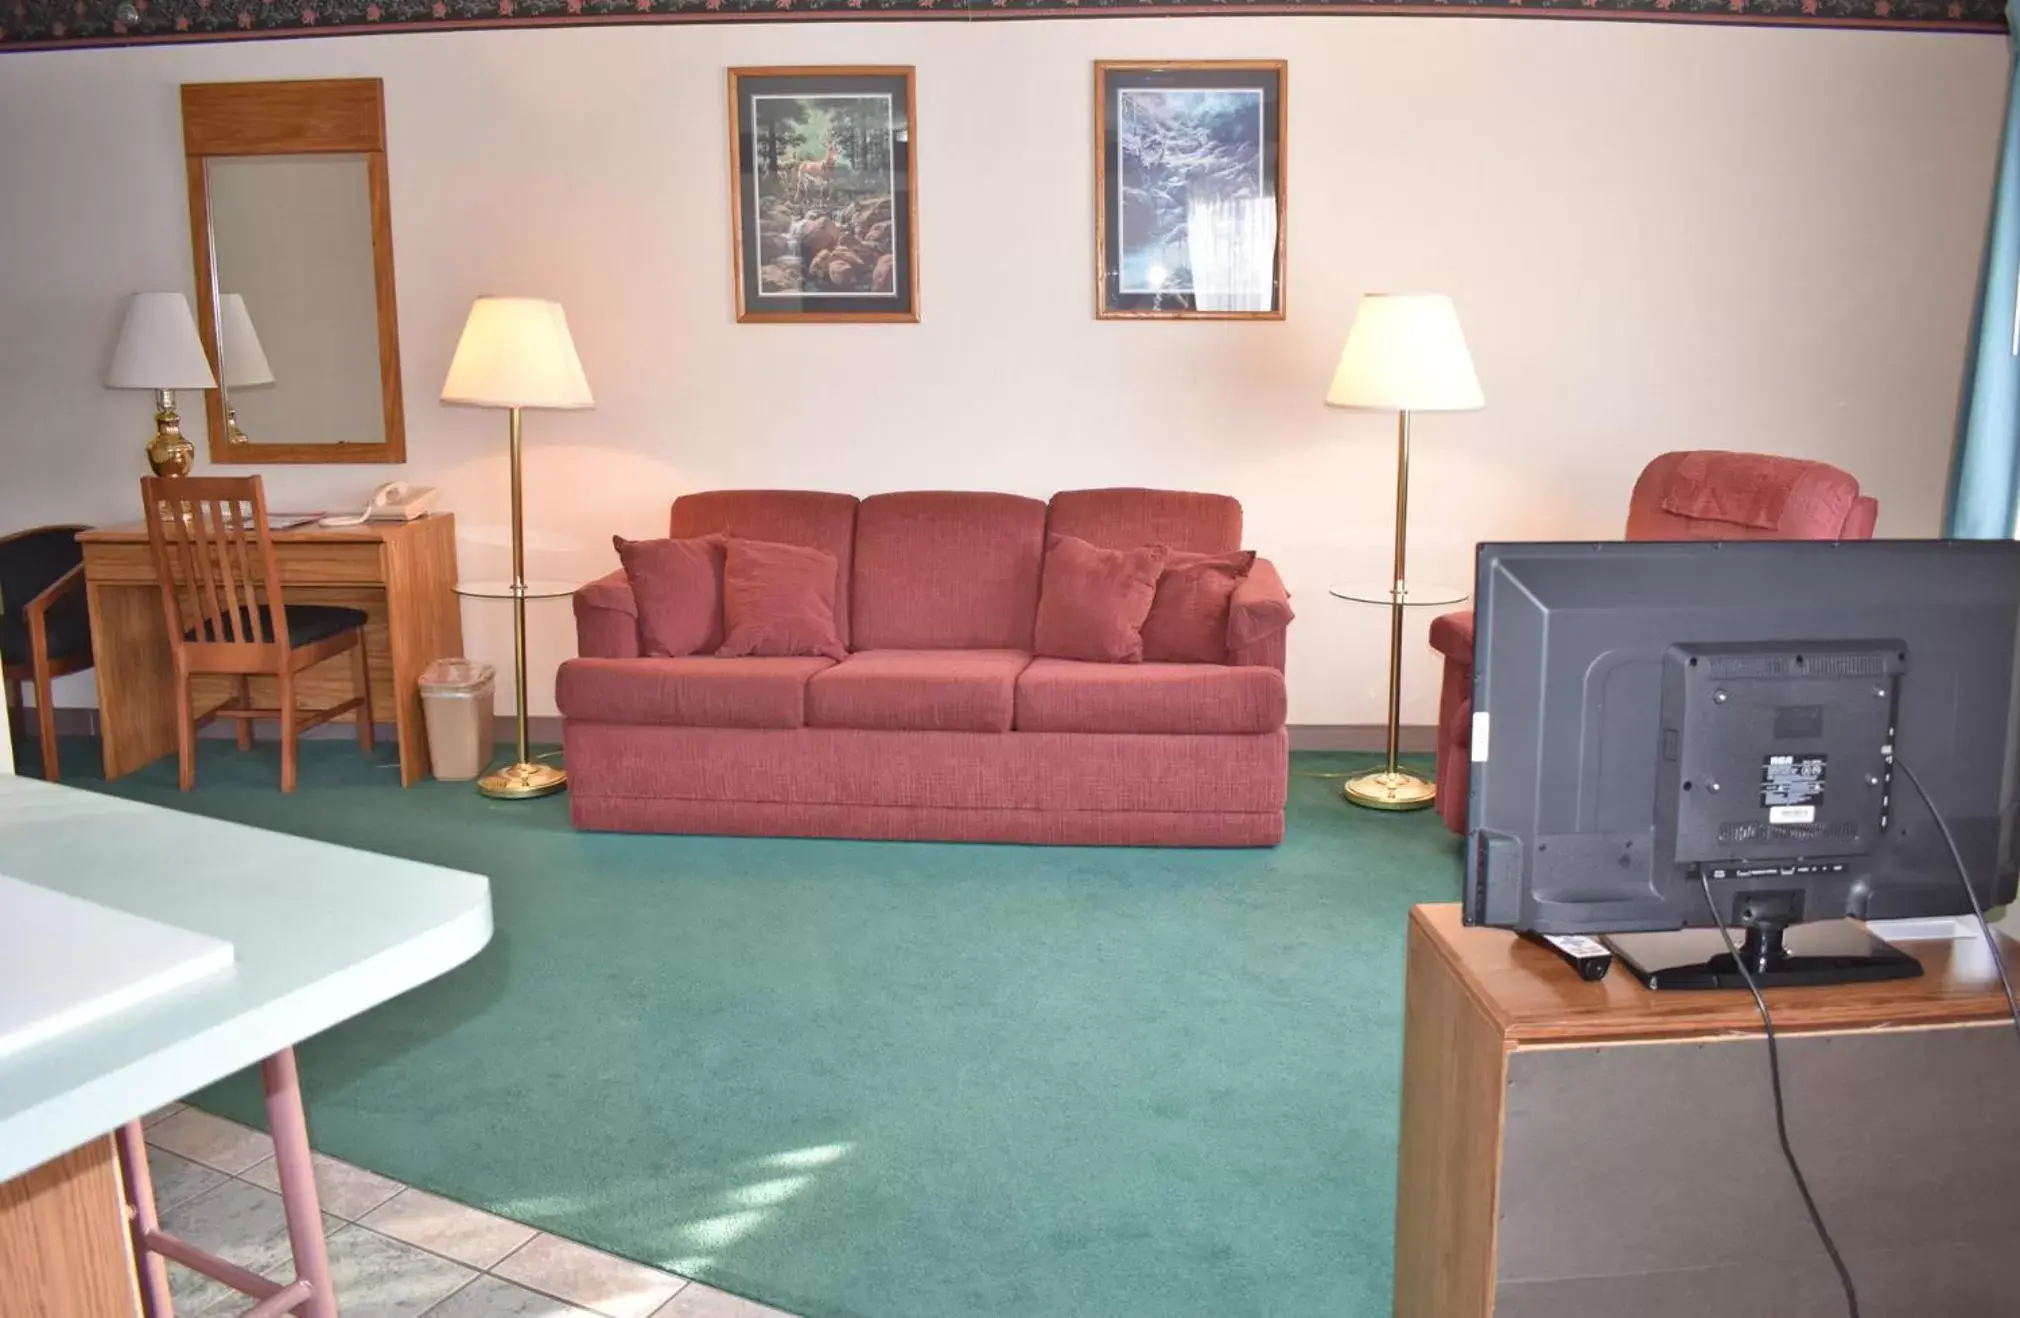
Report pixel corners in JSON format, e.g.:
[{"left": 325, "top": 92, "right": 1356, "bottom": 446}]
[
  {"left": 1695, "top": 871, "right": 1861, "bottom": 1318},
  {"left": 1892, "top": 756, "right": 2020, "bottom": 1050},
  {"left": 1695, "top": 758, "right": 2020, "bottom": 1318}
]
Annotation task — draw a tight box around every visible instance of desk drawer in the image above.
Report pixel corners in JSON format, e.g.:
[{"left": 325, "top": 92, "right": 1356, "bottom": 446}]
[{"left": 83, "top": 542, "right": 385, "bottom": 587}]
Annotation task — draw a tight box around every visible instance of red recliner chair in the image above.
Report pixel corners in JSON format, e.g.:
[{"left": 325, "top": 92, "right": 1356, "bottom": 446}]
[{"left": 1429, "top": 450, "right": 1880, "bottom": 834}]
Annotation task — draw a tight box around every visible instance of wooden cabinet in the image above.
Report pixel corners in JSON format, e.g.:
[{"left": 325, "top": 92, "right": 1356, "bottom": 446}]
[
  {"left": 0, "top": 1138, "right": 140, "bottom": 1318},
  {"left": 1395, "top": 903, "right": 2020, "bottom": 1317}
]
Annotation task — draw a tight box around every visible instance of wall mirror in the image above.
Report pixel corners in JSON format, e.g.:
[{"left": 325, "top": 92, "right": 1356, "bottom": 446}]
[{"left": 182, "top": 78, "right": 405, "bottom": 464}]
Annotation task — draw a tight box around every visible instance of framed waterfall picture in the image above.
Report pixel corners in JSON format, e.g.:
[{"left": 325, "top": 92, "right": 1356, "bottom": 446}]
[
  {"left": 728, "top": 66, "right": 920, "bottom": 323},
  {"left": 1094, "top": 61, "right": 1287, "bottom": 320}
]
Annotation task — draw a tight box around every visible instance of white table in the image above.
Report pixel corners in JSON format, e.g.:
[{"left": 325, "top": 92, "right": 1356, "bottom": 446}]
[{"left": 0, "top": 775, "right": 491, "bottom": 1318}]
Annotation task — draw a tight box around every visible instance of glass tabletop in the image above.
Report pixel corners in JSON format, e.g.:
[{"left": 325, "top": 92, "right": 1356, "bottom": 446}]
[
  {"left": 1329, "top": 580, "right": 1470, "bottom": 608},
  {"left": 454, "top": 579, "right": 580, "bottom": 600}
]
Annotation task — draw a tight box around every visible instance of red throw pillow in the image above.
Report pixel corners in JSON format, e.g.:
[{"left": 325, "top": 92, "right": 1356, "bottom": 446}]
[
  {"left": 717, "top": 537, "right": 849, "bottom": 661},
  {"left": 1142, "top": 549, "right": 1257, "bottom": 663},
  {"left": 613, "top": 534, "right": 725, "bottom": 657},
  {"left": 1033, "top": 533, "right": 1170, "bottom": 663}
]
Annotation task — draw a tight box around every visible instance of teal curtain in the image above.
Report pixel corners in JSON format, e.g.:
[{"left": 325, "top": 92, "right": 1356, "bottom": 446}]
[{"left": 1948, "top": 15, "right": 2020, "bottom": 540}]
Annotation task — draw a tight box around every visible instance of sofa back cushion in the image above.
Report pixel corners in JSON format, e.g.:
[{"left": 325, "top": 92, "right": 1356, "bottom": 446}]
[
  {"left": 851, "top": 491, "right": 1048, "bottom": 650},
  {"left": 671, "top": 490, "right": 859, "bottom": 647},
  {"left": 1047, "top": 488, "right": 1242, "bottom": 555}
]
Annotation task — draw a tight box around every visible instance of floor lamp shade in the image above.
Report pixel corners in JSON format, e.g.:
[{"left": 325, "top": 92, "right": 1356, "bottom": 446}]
[
  {"left": 441, "top": 297, "right": 593, "bottom": 410},
  {"left": 1326, "top": 294, "right": 1483, "bottom": 413}
]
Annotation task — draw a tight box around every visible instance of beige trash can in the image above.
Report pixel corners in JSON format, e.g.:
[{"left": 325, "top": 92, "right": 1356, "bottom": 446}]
[{"left": 419, "top": 659, "right": 497, "bottom": 782}]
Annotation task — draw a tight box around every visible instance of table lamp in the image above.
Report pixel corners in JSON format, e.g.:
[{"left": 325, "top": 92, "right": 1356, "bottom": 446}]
[
  {"left": 441, "top": 296, "right": 594, "bottom": 801},
  {"left": 106, "top": 292, "right": 218, "bottom": 477},
  {"left": 218, "top": 293, "right": 276, "bottom": 447},
  {"left": 1326, "top": 292, "right": 1484, "bottom": 811}
]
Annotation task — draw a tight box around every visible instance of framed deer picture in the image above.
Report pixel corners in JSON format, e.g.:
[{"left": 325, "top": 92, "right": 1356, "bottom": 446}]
[
  {"left": 728, "top": 66, "right": 920, "bottom": 323},
  {"left": 1094, "top": 61, "right": 1288, "bottom": 320}
]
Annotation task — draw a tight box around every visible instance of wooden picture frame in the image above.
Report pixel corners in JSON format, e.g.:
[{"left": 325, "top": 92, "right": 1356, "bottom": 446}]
[
  {"left": 182, "top": 78, "right": 406, "bottom": 464},
  {"left": 1094, "top": 61, "right": 1288, "bottom": 321},
  {"left": 727, "top": 66, "right": 920, "bottom": 324}
]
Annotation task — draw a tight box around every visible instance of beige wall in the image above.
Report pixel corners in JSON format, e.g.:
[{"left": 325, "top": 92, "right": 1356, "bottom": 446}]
[{"left": 0, "top": 19, "right": 2003, "bottom": 724}]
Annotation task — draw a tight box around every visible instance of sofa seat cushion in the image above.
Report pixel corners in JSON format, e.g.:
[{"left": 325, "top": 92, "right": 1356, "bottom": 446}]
[
  {"left": 1015, "top": 658, "right": 1285, "bottom": 735},
  {"left": 556, "top": 656, "right": 835, "bottom": 729},
  {"left": 807, "top": 649, "right": 1031, "bottom": 733}
]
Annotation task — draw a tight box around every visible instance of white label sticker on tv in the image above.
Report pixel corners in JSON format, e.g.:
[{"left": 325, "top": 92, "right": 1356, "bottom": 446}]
[
  {"left": 1769, "top": 804, "right": 1816, "bottom": 824},
  {"left": 1471, "top": 711, "right": 1490, "bottom": 763}
]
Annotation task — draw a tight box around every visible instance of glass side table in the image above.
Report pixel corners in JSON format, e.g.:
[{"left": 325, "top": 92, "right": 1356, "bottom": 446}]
[
  {"left": 1328, "top": 580, "right": 1471, "bottom": 810},
  {"left": 453, "top": 580, "right": 578, "bottom": 798},
  {"left": 1328, "top": 582, "right": 1470, "bottom": 610},
  {"left": 452, "top": 580, "right": 580, "bottom": 601}
]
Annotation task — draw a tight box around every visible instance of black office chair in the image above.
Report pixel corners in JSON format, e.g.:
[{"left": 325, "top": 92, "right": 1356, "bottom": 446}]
[{"left": 1, "top": 525, "right": 92, "bottom": 781}]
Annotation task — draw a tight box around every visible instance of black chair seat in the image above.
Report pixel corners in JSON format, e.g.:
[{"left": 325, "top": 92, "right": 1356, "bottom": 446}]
[
  {"left": 186, "top": 604, "right": 368, "bottom": 648},
  {"left": 0, "top": 593, "right": 92, "bottom": 668}
]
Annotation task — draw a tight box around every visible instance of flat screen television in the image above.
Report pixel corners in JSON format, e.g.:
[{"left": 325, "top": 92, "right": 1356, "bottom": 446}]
[{"left": 1464, "top": 539, "right": 2020, "bottom": 988}]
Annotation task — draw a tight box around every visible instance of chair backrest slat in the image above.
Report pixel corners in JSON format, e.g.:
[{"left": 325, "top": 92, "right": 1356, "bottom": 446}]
[{"left": 142, "top": 475, "right": 291, "bottom": 654}]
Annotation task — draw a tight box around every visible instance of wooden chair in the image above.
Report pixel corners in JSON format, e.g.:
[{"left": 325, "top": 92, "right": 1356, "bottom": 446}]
[
  {"left": 0, "top": 524, "right": 93, "bottom": 782},
  {"left": 142, "top": 476, "right": 374, "bottom": 792}
]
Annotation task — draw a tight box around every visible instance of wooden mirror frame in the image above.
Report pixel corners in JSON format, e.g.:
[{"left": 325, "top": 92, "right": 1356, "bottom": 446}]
[{"left": 182, "top": 78, "right": 406, "bottom": 465}]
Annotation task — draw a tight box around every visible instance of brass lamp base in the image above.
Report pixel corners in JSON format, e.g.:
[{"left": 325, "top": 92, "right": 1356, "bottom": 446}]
[
  {"left": 1343, "top": 767, "right": 1437, "bottom": 812},
  {"left": 478, "top": 761, "right": 567, "bottom": 800}
]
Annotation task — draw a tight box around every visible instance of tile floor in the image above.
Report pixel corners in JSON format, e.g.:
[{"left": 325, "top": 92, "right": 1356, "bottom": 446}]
[{"left": 140, "top": 1102, "right": 798, "bottom": 1318}]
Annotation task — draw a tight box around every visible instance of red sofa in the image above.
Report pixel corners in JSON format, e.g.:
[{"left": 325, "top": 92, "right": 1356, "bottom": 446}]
[
  {"left": 1430, "top": 450, "right": 1879, "bottom": 834},
  {"left": 558, "top": 487, "right": 1293, "bottom": 845}
]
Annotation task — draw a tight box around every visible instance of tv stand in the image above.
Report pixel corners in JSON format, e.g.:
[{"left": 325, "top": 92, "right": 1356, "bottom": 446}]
[
  {"left": 1396, "top": 904, "right": 2020, "bottom": 1318},
  {"left": 1606, "top": 918, "right": 1924, "bottom": 990}
]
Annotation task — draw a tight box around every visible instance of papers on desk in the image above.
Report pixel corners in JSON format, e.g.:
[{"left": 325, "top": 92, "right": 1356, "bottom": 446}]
[{"left": 0, "top": 875, "right": 235, "bottom": 1061}]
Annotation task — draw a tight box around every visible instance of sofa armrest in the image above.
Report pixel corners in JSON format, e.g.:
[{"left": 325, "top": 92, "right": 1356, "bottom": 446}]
[
  {"left": 1228, "top": 556, "right": 1293, "bottom": 671},
  {"left": 575, "top": 569, "right": 641, "bottom": 660},
  {"left": 1429, "top": 609, "right": 1474, "bottom": 665}
]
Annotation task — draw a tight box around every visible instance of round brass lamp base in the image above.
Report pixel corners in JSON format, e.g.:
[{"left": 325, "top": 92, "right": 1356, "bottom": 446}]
[
  {"left": 479, "top": 761, "right": 568, "bottom": 800},
  {"left": 1343, "top": 768, "right": 1437, "bottom": 812}
]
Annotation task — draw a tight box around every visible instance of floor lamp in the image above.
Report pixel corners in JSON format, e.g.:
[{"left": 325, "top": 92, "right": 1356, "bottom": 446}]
[
  {"left": 1326, "top": 293, "right": 1483, "bottom": 811},
  {"left": 442, "top": 296, "right": 594, "bottom": 800}
]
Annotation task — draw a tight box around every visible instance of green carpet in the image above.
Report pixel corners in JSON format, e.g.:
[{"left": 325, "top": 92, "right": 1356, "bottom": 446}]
[{"left": 50, "top": 735, "right": 1462, "bottom": 1318}]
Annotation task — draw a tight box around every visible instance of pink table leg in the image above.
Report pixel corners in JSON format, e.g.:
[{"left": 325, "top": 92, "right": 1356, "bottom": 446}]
[
  {"left": 116, "top": 1119, "right": 175, "bottom": 1318},
  {"left": 262, "top": 1047, "right": 337, "bottom": 1318},
  {"left": 113, "top": 1046, "right": 340, "bottom": 1317}
]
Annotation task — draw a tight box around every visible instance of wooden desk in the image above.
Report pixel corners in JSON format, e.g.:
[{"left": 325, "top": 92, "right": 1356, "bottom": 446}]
[
  {"left": 79, "top": 515, "right": 461, "bottom": 786},
  {"left": 1395, "top": 903, "right": 2020, "bottom": 1318}
]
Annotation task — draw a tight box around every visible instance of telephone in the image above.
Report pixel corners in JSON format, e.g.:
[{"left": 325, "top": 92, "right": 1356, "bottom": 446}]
[{"left": 320, "top": 483, "right": 438, "bottom": 528}]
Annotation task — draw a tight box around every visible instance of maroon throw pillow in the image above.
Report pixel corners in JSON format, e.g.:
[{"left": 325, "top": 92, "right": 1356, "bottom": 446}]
[
  {"left": 613, "top": 533, "right": 725, "bottom": 658},
  {"left": 1033, "top": 533, "right": 1170, "bottom": 664},
  {"left": 716, "top": 537, "right": 848, "bottom": 661},
  {"left": 1142, "top": 549, "right": 1257, "bottom": 664}
]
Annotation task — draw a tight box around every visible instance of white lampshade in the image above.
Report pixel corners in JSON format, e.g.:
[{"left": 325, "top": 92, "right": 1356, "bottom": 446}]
[
  {"left": 106, "top": 292, "right": 217, "bottom": 391},
  {"left": 1325, "top": 293, "right": 1484, "bottom": 413},
  {"left": 218, "top": 293, "right": 275, "bottom": 388},
  {"left": 440, "top": 296, "right": 593, "bottom": 410}
]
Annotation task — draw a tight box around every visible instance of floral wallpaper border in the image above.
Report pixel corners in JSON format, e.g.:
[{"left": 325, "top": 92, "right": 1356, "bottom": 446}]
[{"left": 1, "top": 0, "right": 2002, "bottom": 49}]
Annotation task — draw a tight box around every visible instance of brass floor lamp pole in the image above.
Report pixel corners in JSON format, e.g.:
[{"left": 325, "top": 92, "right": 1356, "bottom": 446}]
[
  {"left": 480, "top": 404, "right": 566, "bottom": 800},
  {"left": 1343, "top": 409, "right": 1436, "bottom": 811}
]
